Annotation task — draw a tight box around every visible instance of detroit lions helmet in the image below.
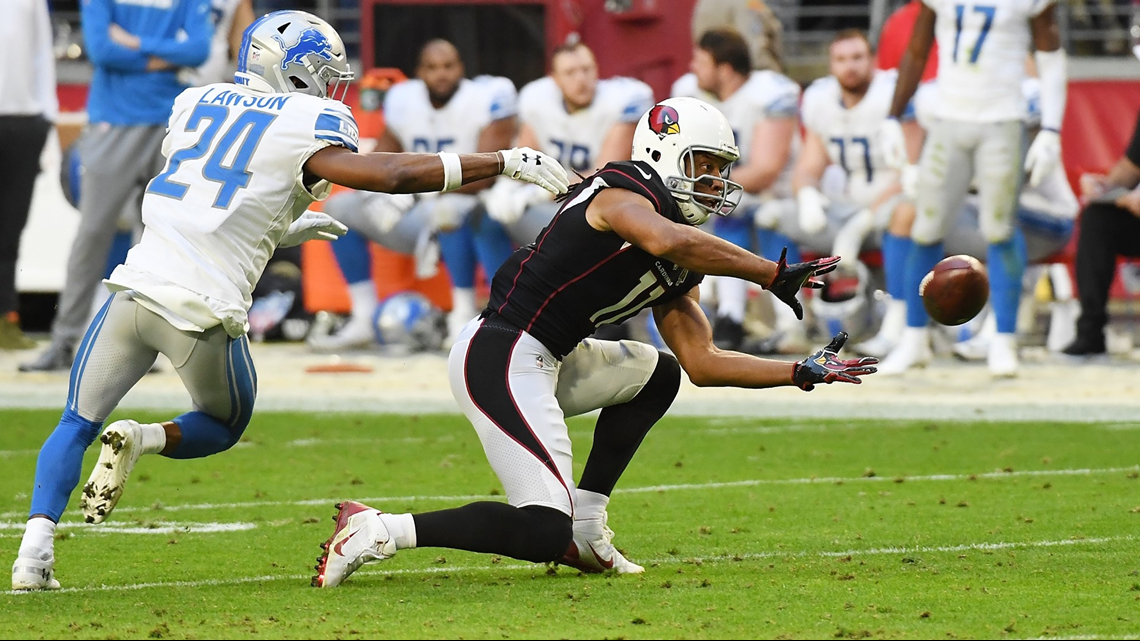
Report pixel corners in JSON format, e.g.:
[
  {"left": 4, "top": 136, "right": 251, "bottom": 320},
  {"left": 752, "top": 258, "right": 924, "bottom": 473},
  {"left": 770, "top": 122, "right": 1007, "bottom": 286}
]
[
  {"left": 372, "top": 292, "right": 447, "bottom": 353},
  {"left": 631, "top": 97, "right": 743, "bottom": 226},
  {"left": 234, "top": 11, "right": 353, "bottom": 101}
]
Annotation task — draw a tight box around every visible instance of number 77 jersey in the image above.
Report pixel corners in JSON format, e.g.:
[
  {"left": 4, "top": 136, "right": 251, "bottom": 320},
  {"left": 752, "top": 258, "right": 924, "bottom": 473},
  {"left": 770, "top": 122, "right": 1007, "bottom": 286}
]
[
  {"left": 925, "top": 0, "right": 1056, "bottom": 123},
  {"left": 114, "top": 82, "right": 359, "bottom": 337}
]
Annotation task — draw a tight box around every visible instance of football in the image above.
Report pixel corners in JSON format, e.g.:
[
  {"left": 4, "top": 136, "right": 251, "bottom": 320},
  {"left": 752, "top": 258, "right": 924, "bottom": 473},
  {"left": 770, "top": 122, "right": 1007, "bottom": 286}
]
[{"left": 919, "top": 255, "right": 989, "bottom": 326}]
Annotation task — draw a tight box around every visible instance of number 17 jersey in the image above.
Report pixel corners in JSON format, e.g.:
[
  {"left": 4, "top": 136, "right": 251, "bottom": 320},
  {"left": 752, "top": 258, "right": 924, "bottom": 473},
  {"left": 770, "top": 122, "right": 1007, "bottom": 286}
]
[{"left": 107, "top": 83, "right": 359, "bottom": 337}]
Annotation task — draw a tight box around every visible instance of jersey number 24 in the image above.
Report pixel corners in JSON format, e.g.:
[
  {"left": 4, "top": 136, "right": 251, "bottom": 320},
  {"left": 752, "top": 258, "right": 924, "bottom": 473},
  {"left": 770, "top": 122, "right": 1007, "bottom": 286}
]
[{"left": 148, "top": 103, "right": 277, "bottom": 209}]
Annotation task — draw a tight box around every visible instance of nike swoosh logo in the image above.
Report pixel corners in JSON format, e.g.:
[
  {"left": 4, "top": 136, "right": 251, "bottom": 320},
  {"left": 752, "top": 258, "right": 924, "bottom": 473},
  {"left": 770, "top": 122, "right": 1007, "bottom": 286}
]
[
  {"left": 586, "top": 541, "right": 615, "bottom": 569},
  {"left": 332, "top": 528, "right": 361, "bottom": 557},
  {"left": 634, "top": 165, "right": 652, "bottom": 181}
]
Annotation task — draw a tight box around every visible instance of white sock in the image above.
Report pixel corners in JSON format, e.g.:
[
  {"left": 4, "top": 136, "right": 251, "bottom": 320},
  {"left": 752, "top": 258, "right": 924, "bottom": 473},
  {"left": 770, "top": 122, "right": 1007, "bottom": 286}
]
[
  {"left": 378, "top": 513, "right": 417, "bottom": 550},
  {"left": 348, "top": 281, "right": 377, "bottom": 323},
  {"left": 18, "top": 517, "right": 56, "bottom": 561},
  {"left": 451, "top": 287, "right": 476, "bottom": 319},
  {"left": 716, "top": 277, "right": 747, "bottom": 323},
  {"left": 138, "top": 422, "right": 167, "bottom": 456},
  {"left": 575, "top": 489, "right": 610, "bottom": 522}
]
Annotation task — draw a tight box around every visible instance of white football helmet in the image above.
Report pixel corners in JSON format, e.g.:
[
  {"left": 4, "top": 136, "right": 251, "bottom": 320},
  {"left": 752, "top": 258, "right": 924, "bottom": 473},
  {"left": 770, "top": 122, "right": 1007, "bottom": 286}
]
[
  {"left": 234, "top": 11, "right": 353, "bottom": 101},
  {"left": 631, "top": 96, "right": 742, "bottom": 225}
]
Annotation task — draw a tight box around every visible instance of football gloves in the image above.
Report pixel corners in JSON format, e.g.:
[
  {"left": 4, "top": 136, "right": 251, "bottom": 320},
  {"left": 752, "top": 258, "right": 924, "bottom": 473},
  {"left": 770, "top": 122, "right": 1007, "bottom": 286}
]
[
  {"left": 499, "top": 147, "right": 570, "bottom": 196},
  {"left": 796, "top": 186, "right": 829, "bottom": 235},
  {"left": 877, "top": 117, "right": 908, "bottom": 170},
  {"left": 792, "top": 331, "right": 879, "bottom": 392},
  {"left": 1024, "top": 129, "right": 1061, "bottom": 188},
  {"left": 279, "top": 210, "right": 348, "bottom": 248},
  {"left": 766, "top": 247, "right": 841, "bottom": 320}
]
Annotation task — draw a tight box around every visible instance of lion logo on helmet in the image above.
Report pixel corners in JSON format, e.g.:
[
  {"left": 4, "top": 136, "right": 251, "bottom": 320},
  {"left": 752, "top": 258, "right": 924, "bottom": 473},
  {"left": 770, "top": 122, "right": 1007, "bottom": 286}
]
[
  {"left": 647, "top": 105, "right": 681, "bottom": 139},
  {"left": 273, "top": 27, "right": 334, "bottom": 71}
]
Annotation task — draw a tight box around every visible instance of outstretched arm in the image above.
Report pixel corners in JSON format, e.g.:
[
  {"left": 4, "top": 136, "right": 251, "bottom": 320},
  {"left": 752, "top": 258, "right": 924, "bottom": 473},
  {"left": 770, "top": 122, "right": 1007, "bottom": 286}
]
[
  {"left": 303, "top": 146, "right": 568, "bottom": 196},
  {"left": 888, "top": 4, "right": 936, "bottom": 119},
  {"left": 654, "top": 290, "right": 877, "bottom": 389}
]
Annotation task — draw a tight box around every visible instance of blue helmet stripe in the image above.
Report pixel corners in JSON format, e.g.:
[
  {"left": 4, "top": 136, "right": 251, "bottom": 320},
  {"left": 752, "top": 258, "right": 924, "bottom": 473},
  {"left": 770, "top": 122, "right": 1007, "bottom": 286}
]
[{"left": 237, "top": 12, "right": 278, "bottom": 74}]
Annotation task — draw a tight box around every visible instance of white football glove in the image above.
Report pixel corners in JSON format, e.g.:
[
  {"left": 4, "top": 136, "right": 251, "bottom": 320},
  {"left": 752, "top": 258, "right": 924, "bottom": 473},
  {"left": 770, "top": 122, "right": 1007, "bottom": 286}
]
[
  {"left": 900, "top": 163, "right": 920, "bottom": 200},
  {"left": 431, "top": 193, "right": 473, "bottom": 232},
  {"left": 279, "top": 210, "right": 348, "bottom": 247},
  {"left": 796, "top": 186, "right": 829, "bottom": 235},
  {"left": 499, "top": 147, "right": 569, "bottom": 196},
  {"left": 877, "top": 117, "right": 908, "bottom": 170},
  {"left": 1024, "top": 129, "right": 1061, "bottom": 188},
  {"left": 364, "top": 192, "right": 415, "bottom": 234},
  {"left": 481, "top": 179, "right": 552, "bottom": 225}
]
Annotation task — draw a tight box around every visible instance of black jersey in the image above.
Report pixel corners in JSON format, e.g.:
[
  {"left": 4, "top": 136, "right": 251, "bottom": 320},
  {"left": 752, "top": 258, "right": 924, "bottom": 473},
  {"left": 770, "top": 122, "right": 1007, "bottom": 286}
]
[{"left": 485, "top": 160, "right": 703, "bottom": 359}]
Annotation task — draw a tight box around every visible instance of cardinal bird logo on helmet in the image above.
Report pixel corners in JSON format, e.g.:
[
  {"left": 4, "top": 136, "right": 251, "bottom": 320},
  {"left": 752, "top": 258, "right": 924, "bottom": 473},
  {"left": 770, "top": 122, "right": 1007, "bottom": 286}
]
[{"left": 648, "top": 105, "right": 681, "bottom": 139}]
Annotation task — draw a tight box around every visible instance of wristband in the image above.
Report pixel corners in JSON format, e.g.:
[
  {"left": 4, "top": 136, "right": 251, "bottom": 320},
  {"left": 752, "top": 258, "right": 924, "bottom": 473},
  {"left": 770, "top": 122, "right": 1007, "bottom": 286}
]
[{"left": 438, "top": 152, "right": 463, "bottom": 192}]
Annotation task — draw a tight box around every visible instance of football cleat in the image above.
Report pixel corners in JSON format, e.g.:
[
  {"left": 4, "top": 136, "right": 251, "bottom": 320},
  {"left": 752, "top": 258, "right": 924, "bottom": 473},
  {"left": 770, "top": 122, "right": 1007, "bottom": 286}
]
[
  {"left": 988, "top": 332, "right": 1019, "bottom": 378},
  {"left": 877, "top": 327, "right": 932, "bottom": 375},
  {"left": 559, "top": 511, "right": 644, "bottom": 575},
  {"left": 80, "top": 420, "right": 144, "bottom": 524},
  {"left": 12, "top": 556, "right": 60, "bottom": 591},
  {"left": 311, "top": 501, "right": 396, "bottom": 588},
  {"left": 308, "top": 314, "right": 375, "bottom": 352}
]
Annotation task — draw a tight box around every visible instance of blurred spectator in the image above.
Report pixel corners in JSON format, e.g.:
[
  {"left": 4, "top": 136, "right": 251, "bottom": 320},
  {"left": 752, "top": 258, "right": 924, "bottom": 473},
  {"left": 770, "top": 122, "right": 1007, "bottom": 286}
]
[
  {"left": 876, "top": 0, "right": 938, "bottom": 81},
  {"left": 1063, "top": 109, "right": 1140, "bottom": 357},
  {"left": 0, "top": 0, "right": 57, "bottom": 350},
  {"left": 21, "top": 0, "right": 213, "bottom": 372},
  {"left": 692, "top": 0, "right": 785, "bottom": 72}
]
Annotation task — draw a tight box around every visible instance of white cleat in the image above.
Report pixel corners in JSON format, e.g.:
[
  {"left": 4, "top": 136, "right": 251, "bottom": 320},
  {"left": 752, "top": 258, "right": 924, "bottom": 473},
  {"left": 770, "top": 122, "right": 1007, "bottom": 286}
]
[
  {"left": 951, "top": 333, "right": 990, "bottom": 361},
  {"left": 559, "top": 512, "right": 644, "bottom": 575},
  {"left": 80, "top": 420, "right": 143, "bottom": 524},
  {"left": 854, "top": 298, "right": 906, "bottom": 357},
  {"left": 878, "top": 327, "right": 932, "bottom": 376},
  {"left": 853, "top": 331, "right": 899, "bottom": 359},
  {"left": 988, "top": 332, "right": 1020, "bottom": 378},
  {"left": 312, "top": 501, "right": 396, "bottom": 588},
  {"left": 308, "top": 315, "right": 375, "bottom": 352},
  {"left": 12, "top": 556, "right": 60, "bottom": 591}
]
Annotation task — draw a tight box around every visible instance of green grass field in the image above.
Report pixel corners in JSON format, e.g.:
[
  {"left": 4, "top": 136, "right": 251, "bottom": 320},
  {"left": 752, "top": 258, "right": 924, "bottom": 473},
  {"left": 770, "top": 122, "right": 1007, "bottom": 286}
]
[{"left": 2, "top": 408, "right": 1139, "bottom": 639}]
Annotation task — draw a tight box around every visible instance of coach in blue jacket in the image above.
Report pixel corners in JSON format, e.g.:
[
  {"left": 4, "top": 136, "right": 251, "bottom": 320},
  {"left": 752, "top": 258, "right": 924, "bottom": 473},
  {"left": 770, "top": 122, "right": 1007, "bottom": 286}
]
[{"left": 22, "top": 0, "right": 214, "bottom": 372}]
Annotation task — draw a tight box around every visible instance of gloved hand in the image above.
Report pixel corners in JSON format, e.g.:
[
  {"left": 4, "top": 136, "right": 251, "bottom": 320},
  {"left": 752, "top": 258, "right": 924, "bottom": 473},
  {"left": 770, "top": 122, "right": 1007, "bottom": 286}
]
[
  {"left": 499, "top": 147, "right": 569, "bottom": 196},
  {"left": 792, "top": 331, "right": 879, "bottom": 391},
  {"left": 431, "top": 193, "right": 473, "bottom": 232},
  {"left": 765, "top": 246, "right": 841, "bottom": 320},
  {"left": 364, "top": 192, "right": 415, "bottom": 234},
  {"left": 279, "top": 210, "right": 348, "bottom": 248},
  {"left": 481, "top": 179, "right": 544, "bottom": 225},
  {"left": 796, "top": 186, "right": 829, "bottom": 235},
  {"left": 877, "top": 117, "right": 907, "bottom": 170},
  {"left": 1024, "top": 129, "right": 1061, "bottom": 188}
]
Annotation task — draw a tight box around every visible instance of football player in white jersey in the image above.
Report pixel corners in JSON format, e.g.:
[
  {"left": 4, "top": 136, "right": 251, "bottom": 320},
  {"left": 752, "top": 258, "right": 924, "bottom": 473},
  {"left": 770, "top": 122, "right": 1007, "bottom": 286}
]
[
  {"left": 481, "top": 40, "right": 655, "bottom": 245},
  {"left": 317, "top": 39, "right": 522, "bottom": 350},
  {"left": 10, "top": 11, "right": 568, "bottom": 591},
  {"left": 178, "top": 0, "right": 255, "bottom": 87},
  {"left": 877, "top": 0, "right": 1067, "bottom": 377},
  {"left": 671, "top": 28, "right": 803, "bottom": 352},
  {"left": 793, "top": 30, "right": 925, "bottom": 357}
]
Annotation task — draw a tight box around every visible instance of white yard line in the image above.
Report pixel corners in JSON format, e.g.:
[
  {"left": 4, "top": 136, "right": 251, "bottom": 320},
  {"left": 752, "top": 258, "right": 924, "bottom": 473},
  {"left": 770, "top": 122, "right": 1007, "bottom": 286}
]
[
  {"left": 1, "top": 465, "right": 1134, "bottom": 521},
  {"left": 0, "top": 520, "right": 255, "bottom": 536},
  {"left": 2, "top": 534, "right": 1133, "bottom": 598}
]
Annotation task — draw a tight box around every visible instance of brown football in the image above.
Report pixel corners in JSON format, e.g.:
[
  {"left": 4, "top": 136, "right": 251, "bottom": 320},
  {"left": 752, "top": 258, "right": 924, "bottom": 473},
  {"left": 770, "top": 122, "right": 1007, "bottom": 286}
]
[{"left": 919, "top": 255, "right": 989, "bottom": 326}]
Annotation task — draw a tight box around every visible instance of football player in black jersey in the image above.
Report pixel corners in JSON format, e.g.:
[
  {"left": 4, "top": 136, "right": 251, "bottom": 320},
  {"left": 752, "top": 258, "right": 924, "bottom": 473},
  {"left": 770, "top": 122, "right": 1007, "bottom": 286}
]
[{"left": 312, "top": 97, "right": 878, "bottom": 587}]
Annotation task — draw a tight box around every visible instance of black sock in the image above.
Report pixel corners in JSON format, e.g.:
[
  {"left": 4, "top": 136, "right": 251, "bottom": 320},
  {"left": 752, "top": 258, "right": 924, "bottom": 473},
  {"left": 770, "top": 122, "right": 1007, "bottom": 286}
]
[
  {"left": 412, "top": 503, "right": 571, "bottom": 563},
  {"left": 578, "top": 352, "right": 681, "bottom": 497}
]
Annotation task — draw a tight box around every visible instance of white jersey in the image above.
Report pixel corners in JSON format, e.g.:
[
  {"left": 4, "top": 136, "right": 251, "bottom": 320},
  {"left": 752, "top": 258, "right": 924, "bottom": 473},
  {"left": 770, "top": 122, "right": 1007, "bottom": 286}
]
[
  {"left": 107, "top": 83, "right": 359, "bottom": 337},
  {"left": 801, "top": 70, "right": 901, "bottom": 208},
  {"left": 518, "top": 76, "right": 653, "bottom": 172},
  {"left": 383, "top": 76, "right": 517, "bottom": 155},
  {"left": 924, "top": 0, "right": 1057, "bottom": 123},
  {"left": 178, "top": 0, "right": 243, "bottom": 87},
  {"left": 671, "top": 70, "right": 800, "bottom": 199}
]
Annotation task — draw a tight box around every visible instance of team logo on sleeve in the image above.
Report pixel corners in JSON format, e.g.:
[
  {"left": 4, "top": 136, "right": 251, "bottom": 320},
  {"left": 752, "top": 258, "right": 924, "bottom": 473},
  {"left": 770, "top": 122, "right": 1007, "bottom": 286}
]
[
  {"left": 273, "top": 27, "right": 334, "bottom": 71},
  {"left": 647, "top": 105, "right": 680, "bottom": 138}
]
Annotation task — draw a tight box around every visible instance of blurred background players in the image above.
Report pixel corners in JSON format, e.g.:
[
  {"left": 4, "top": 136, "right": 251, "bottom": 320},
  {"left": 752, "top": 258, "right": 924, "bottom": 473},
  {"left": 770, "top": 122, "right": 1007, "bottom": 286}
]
[
  {"left": 1, "top": 0, "right": 57, "bottom": 350},
  {"left": 791, "top": 29, "right": 920, "bottom": 356},
  {"left": 691, "top": 0, "right": 785, "bottom": 72},
  {"left": 877, "top": 0, "right": 1068, "bottom": 377},
  {"left": 671, "top": 27, "right": 802, "bottom": 352},
  {"left": 316, "top": 39, "right": 518, "bottom": 350},
  {"left": 21, "top": 0, "right": 214, "bottom": 372},
  {"left": 481, "top": 39, "right": 654, "bottom": 245}
]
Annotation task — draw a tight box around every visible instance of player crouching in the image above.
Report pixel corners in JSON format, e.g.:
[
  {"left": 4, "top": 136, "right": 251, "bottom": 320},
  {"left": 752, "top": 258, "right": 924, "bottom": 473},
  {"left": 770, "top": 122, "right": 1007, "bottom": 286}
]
[{"left": 312, "top": 98, "right": 877, "bottom": 588}]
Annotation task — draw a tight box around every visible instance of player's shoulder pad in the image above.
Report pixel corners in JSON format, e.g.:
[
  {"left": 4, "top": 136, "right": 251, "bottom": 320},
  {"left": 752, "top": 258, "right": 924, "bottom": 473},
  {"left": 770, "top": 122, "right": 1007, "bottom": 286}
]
[
  {"left": 312, "top": 99, "right": 359, "bottom": 152},
  {"left": 382, "top": 79, "right": 425, "bottom": 115},
  {"left": 595, "top": 160, "right": 684, "bottom": 223},
  {"left": 670, "top": 73, "right": 701, "bottom": 99},
  {"left": 799, "top": 76, "right": 837, "bottom": 132},
  {"left": 518, "top": 76, "right": 559, "bottom": 117},
  {"left": 472, "top": 74, "right": 519, "bottom": 121},
  {"left": 745, "top": 71, "right": 800, "bottom": 118},
  {"left": 601, "top": 75, "right": 656, "bottom": 123},
  {"left": 1029, "top": 0, "right": 1058, "bottom": 17}
]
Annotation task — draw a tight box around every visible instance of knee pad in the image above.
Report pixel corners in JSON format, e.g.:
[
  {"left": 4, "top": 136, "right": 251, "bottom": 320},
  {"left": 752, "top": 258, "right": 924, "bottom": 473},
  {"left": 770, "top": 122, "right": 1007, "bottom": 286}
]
[{"left": 518, "top": 505, "right": 573, "bottom": 563}]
